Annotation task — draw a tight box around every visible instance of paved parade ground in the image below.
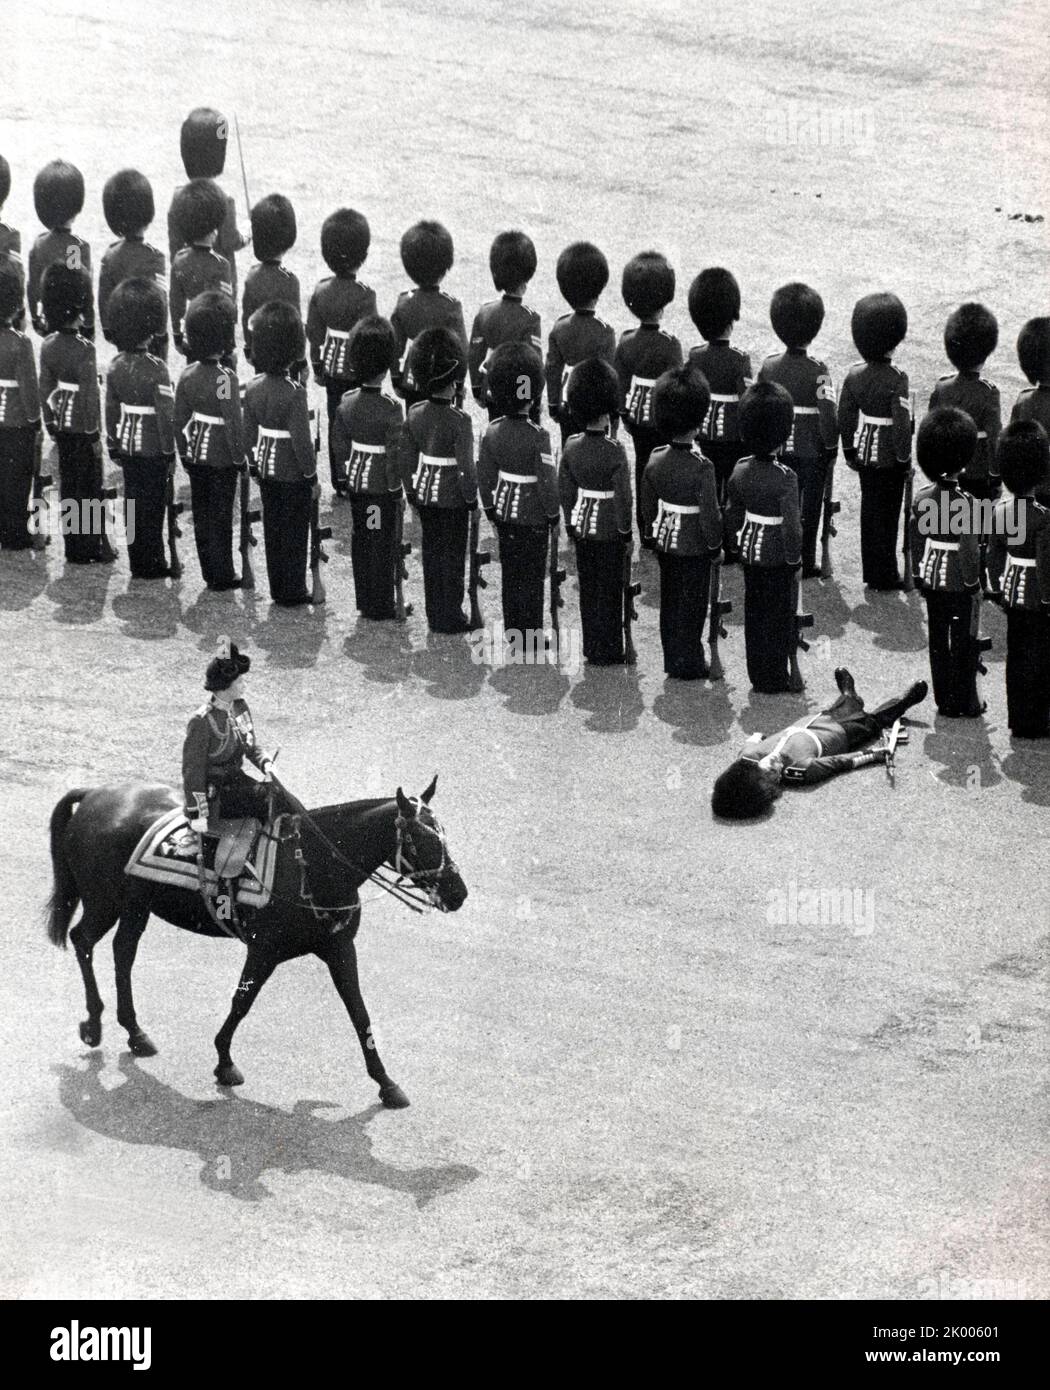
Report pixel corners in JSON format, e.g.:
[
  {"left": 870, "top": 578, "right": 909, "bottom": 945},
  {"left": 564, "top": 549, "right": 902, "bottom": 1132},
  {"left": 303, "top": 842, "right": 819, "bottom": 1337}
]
[{"left": 1, "top": 0, "right": 1048, "bottom": 1299}]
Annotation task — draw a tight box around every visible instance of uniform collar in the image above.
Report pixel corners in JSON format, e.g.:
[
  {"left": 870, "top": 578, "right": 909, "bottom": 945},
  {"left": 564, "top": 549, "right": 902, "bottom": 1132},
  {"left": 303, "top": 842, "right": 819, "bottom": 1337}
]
[
  {"left": 501, "top": 293, "right": 523, "bottom": 303},
  {"left": 574, "top": 308, "right": 595, "bottom": 317}
]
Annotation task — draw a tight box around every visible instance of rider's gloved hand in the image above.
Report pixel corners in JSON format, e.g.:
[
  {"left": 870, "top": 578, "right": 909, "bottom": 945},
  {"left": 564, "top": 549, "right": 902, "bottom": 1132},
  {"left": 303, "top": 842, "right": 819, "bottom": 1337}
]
[{"left": 261, "top": 759, "right": 274, "bottom": 782}]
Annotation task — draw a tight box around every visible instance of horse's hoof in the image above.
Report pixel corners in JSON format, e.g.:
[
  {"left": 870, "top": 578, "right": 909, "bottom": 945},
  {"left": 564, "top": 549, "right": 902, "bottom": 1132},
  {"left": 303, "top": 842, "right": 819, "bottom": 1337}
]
[
  {"left": 79, "top": 1019, "right": 102, "bottom": 1048},
  {"left": 128, "top": 1030, "right": 158, "bottom": 1058},
  {"left": 379, "top": 1082, "right": 410, "bottom": 1109},
  {"left": 215, "top": 1063, "right": 244, "bottom": 1087}
]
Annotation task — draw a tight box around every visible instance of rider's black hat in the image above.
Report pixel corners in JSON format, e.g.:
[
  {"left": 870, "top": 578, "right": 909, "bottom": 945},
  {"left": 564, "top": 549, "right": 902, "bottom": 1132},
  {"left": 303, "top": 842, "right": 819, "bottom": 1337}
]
[{"left": 205, "top": 636, "right": 250, "bottom": 692}]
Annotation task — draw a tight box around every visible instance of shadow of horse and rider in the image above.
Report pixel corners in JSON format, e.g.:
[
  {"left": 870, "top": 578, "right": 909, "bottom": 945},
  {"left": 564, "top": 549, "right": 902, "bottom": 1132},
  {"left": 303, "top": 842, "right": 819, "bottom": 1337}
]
[{"left": 55, "top": 1053, "right": 478, "bottom": 1208}]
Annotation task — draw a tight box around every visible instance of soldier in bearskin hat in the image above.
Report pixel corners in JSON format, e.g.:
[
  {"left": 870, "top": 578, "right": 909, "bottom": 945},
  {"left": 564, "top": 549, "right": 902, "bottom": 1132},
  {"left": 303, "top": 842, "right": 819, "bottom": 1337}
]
[
  {"left": 99, "top": 169, "right": 168, "bottom": 358},
  {"left": 168, "top": 108, "right": 247, "bottom": 298},
  {"left": 169, "top": 179, "right": 234, "bottom": 359},
  {"left": 399, "top": 325, "right": 478, "bottom": 632},
  {"left": 242, "top": 194, "right": 301, "bottom": 367},
  {"left": 28, "top": 159, "right": 93, "bottom": 338}
]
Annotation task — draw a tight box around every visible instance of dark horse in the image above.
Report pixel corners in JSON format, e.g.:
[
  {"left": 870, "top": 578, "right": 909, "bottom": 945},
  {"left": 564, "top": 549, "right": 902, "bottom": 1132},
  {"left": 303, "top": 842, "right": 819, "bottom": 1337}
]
[{"left": 45, "top": 777, "right": 466, "bottom": 1108}]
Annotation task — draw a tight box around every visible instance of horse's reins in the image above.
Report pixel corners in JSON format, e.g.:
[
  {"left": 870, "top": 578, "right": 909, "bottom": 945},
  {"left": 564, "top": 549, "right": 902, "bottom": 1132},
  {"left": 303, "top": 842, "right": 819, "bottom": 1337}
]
[{"left": 270, "top": 777, "right": 452, "bottom": 916}]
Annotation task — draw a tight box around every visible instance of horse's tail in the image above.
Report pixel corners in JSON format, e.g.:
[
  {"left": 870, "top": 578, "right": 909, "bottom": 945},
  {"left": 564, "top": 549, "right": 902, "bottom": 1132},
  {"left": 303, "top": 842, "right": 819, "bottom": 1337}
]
[{"left": 45, "top": 789, "right": 88, "bottom": 949}]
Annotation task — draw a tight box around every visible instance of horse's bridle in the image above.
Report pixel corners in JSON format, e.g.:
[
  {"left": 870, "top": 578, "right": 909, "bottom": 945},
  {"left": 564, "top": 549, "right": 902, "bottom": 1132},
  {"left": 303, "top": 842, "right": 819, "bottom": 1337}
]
[
  {"left": 393, "top": 797, "right": 460, "bottom": 911},
  {"left": 267, "top": 795, "right": 459, "bottom": 925}
]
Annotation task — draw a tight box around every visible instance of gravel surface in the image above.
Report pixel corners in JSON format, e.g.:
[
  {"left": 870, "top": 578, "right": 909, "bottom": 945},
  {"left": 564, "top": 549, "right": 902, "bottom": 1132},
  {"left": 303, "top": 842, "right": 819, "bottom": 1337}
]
[{"left": 1, "top": 0, "right": 1047, "bottom": 1300}]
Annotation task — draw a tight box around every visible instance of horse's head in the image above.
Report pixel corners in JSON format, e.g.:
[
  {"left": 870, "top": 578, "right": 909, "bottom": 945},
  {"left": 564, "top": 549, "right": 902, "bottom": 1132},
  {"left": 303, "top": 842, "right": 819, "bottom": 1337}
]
[{"left": 394, "top": 777, "right": 467, "bottom": 913}]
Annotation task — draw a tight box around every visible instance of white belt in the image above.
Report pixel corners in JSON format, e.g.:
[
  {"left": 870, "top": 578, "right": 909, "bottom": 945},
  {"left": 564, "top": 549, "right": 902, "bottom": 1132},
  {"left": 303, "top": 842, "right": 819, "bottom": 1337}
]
[
  {"left": 258, "top": 427, "right": 291, "bottom": 439},
  {"left": 927, "top": 540, "right": 959, "bottom": 552},
  {"left": 121, "top": 404, "right": 155, "bottom": 415},
  {"left": 658, "top": 501, "right": 700, "bottom": 514},
  {"left": 710, "top": 393, "right": 738, "bottom": 403},
  {"left": 350, "top": 442, "right": 386, "bottom": 455},
  {"left": 630, "top": 376, "right": 656, "bottom": 388},
  {"left": 772, "top": 725, "right": 823, "bottom": 758},
  {"left": 976, "top": 431, "right": 988, "bottom": 439},
  {"left": 499, "top": 472, "right": 537, "bottom": 484},
  {"left": 326, "top": 328, "right": 350, "bottom": 340},
  {"left": 744, "top": 511, "right": 782, "bottom": 525},
  {"left": 419, "top": 453, "right": 456, "bottom": 467},
  {"left": 859, "top": 412, "right": 893, "bottom": 427},
  {"left": 578, "top": 488, "right": 614, "bottom": 500},
  {"left": 793, "top": 406, "right": 819, "bottom": 415},
  {"left": 1005, "top": 556, "right": 1036, "bottom": 568},
  {"left": 0, "top": 378, "right": 18, "bottom": 388},
  {"left": 191, "top": 412, "right": 224, "bottom": 426},
  {"left": 57, "top": 380, "right": 80, "bottom": 394}
]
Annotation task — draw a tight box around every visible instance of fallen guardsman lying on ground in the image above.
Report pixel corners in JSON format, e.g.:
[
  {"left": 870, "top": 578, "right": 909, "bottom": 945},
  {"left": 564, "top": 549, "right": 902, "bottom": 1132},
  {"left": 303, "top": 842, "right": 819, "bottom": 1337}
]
[{"left": 711, "top": 668, "right": 928, "bottom": 819}]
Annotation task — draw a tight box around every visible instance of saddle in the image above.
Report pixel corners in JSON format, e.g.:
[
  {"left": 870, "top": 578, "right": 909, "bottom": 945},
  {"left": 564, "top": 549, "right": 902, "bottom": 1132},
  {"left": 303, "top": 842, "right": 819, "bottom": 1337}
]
[{"left": 125, "top": 807, "right": 287, "bottom": 932}]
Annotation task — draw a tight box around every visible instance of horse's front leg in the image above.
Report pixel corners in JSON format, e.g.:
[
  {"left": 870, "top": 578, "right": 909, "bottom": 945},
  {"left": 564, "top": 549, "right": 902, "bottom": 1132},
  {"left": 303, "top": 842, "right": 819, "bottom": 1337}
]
[
  {"left": 213, "top": 943, "right": 280, "bottom": 1087},
  {"left": 322, "top": 931, "right": 409, "bottom": 1108},
  {"left": 113, "top": 896, "right": 158, "bottom": 1057}
]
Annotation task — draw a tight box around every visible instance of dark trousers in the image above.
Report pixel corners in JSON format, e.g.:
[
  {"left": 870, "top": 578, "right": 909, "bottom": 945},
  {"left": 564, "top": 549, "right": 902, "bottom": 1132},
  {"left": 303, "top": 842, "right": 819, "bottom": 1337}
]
[
  {"left": 783, "top": 451, "right": 828, "bottom": 573},
  {"left": 260, "top": 477, "right": 312, "bottom": 605},
  {"left": 56, "top": 432, "right": 111, "bottom": 562},
  {"left": 743, "top": 564, "right": 795, "bottom": 693},
  {"left": 325, "top": 378, "right": 355, "bottom": 491},
  {"left": 120, "top": 455, "right": 169, "bottom": 578},
  {"left": 0, "top": 425, "right": 37, "bottom": 549},
  {"left": 924, "top": 591, "right": 981, "bottom": 716},
  {"left": 418, "top": 505, "right": 469, "bottom": 632},
  {"left": 859, "top": 466, "right": 907, "bottom": 587},
  {"left": 626, "top": 422, "right": 665, "bottom": 543},
  {"left": 657, "top": 552, "right": 711, "bottom": 680},
  {"left": 349, "top": 491, "right": 398, "bottom": 619},
  {"left": 495, "top": 520, "right": 548, "bottom": 635},
  {"left": 186, "top": 463, "right": 238, "bottom": 588},
  {"left": 824, "top": 685, "right": 925, "bottom": 747},
  {"left": 576, "top": 537, "right": 625, "bottom": 664},
  {"left": 1006, "top": 608, "right": 1050, "bottom": 737}
]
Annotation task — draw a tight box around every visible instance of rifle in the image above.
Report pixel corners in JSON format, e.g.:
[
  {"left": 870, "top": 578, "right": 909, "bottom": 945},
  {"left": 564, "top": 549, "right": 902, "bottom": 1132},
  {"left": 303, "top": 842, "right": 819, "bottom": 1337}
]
[
  {"left": 820, "top": 451, "right": 840, "bottom": 577},
  {"left": 622, "top": 539, "right": 640, "bottom": 666},
  {"left": 970, "top": 591, "right": 992, "bottom": 677},
  {"left": 166, "top": 459, "right": 184, "bottom": 578},
  {"left": 788, "top": 569, "right": 813, "bottom": 693},
  {"left": 707, "top": 554, "right": 732, "bottom": 680},
  {"left": 309, "top": 406, "right": 331, "bottom": 604},
  {"left": 902, "top": 389, "right": 916, "bottom": 591},
  {"left": 394, "top": 493, "right": 412, "bottom": 621},
  {"left": 548, "top": 519, "right": 566, "bottom": 646},
  {"left": 468, "top": 507, "right": 490, "bottom": 631},
  {"left": 30, "top": 430, "right": 51, "bottom": 549},
  {"left": 239, "top": 463, "right": 261, "bottom": 590}
]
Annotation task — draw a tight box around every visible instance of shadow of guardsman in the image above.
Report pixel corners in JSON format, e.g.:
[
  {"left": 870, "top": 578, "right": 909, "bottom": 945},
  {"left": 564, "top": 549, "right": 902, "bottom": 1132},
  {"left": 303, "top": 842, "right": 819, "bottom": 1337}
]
[
  {"left": 55, "top": 1053, "right": 479, "bottom": 1208},
  {"left": 850, "top": 589, "right": 928, "bottom": 653},
  {"left": 808, "top": 573, "right": 852, "bottom": 642},
  {"left": 570, "top": 662, "right": 645, "bottom": 733},
  {"left": 342, "top": 618, "right": 415, "bottom": 690},
  {"left": 998, "top": 740, "right": 1050, "bottom": 808},
  {"left": 651, "top": 673, "right": 736, "bottom": 747},
  {"left": 111, "top": 577, "right": 183, "bottom": 639},
  {"left": 46, "top": 561, "right": 112, "bottom": 626},
  {"left": 251, "top": 602, "right": 327, "bottom": 670},
  {"left": 921, "top": 711, "right": 1001, "bottom": 791},
  {"left": 487, "top": 640, "right": 570, "bottom": 714},
  {"left": 412, "top": 630, "right": 488, "bottom": 702},
  {"left": 0, "top": 550, "right": 49, "bottom": 609}
]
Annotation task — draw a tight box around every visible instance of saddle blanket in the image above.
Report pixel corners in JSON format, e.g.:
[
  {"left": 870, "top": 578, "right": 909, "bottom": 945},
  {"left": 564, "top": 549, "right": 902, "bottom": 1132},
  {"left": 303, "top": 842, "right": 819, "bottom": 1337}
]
[{"left": 124, "top": 808, "right": 280, "bottom": 907}]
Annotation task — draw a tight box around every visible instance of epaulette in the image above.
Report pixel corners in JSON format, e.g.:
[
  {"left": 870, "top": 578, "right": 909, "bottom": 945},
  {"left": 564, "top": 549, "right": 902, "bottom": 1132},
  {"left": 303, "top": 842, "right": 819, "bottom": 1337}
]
[
  {"left": 594, "top": 315, "right": 613, "bottom": 331},
  {"left": 773, "top": 461, "right": 793, "bottom": 477},
  {"left": 976, "top": 376, "right": 999, "bottom": 394},
  {"left": 192, "top": 703, "right": 211, "bottom": 720},
  {"left": 438, "top": 289, "right": 460, "bottom": 305},
  {"left": 554, "top": 311, "right": 574, "bottom": 329},
  {"left": 1017, "top": 385, "right": 1036, "bottom": 398},
  {"left": 810, "top": 355, "right": 829, "bottom": 373},
  {"left": 381, "top": 391, "right": 400, "bottom": 408},
  {"left": 145, "top": 352, "right": 165, "bottom": 368},
  {"left": 397, "top": 288, "right": 413, "bottom": 304}
]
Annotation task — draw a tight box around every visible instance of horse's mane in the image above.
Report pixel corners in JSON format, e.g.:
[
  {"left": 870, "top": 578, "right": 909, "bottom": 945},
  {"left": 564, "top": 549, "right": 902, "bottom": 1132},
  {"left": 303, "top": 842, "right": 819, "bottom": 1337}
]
[{"left": 309, "top": 797, "right": 392, "bottom": 818}]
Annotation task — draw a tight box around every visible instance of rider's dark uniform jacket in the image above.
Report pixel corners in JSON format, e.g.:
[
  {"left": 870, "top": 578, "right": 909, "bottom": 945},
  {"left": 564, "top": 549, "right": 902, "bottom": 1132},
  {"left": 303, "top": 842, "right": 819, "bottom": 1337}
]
[{"left": 182, "top": 697, "right": 269, "bottom": 821}]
